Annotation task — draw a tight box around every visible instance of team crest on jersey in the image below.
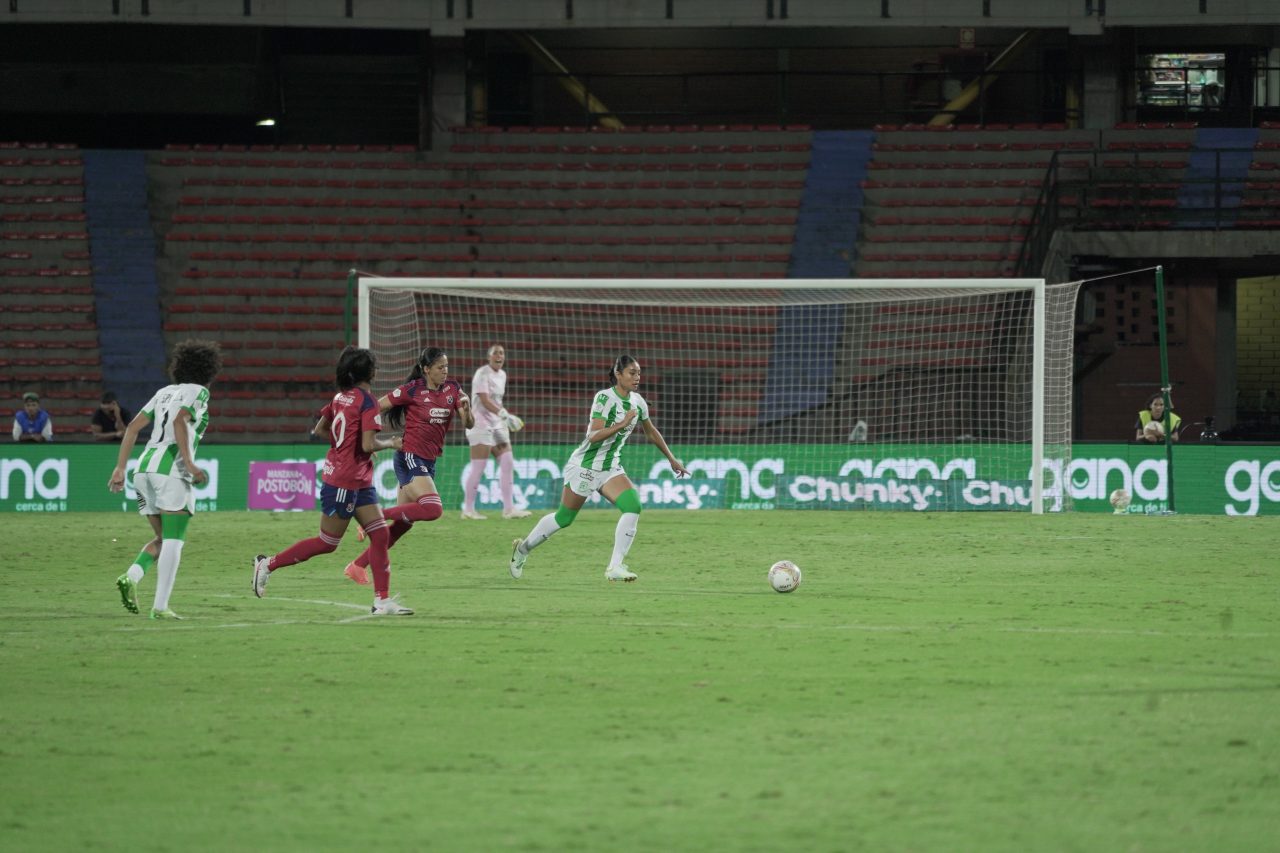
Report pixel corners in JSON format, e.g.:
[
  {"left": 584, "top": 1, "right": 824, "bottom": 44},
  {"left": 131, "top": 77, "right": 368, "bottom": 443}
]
[{"left": 392, "top": 388, "right": 402, "bottom": 398}]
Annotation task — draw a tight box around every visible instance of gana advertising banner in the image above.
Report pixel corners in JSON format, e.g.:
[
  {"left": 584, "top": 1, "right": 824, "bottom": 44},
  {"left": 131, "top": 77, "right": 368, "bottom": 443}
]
[{"left": 2, "top": 442, "right": 1279, "bottom": 516}]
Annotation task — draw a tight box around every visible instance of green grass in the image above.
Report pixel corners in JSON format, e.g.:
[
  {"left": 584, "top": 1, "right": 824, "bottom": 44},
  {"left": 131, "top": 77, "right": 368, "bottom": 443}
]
[{"left": 3, "top": 509, "right": 1278, "bottom": 851}]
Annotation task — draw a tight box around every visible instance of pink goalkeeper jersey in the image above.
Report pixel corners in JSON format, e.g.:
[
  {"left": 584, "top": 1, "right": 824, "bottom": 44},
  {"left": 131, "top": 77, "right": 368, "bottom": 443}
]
[
  {"left": 319, "top": 387, "right": 382, "bottom": 489},
  {"left": 387, "top": 378, "right": 464, "bottom": 459},
  {"left": 470, "top": 364, "right": 507, "bottom": 430}
]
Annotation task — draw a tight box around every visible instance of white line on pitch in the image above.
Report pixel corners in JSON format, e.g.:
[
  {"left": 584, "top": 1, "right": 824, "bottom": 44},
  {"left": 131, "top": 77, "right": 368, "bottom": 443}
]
[
  {"left": 112, "top": 619, "right": 329, "bottom": 632},
  {"left": 210, "top": 593, "right": 366, "bottom": 610}
]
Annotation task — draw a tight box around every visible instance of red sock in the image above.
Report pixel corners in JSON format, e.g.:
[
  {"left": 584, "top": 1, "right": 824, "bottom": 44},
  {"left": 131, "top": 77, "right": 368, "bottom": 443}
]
[
  {"left": 269, "top": 530, "right": 342, "bottom": 570},
  {"left": 386, "top": 494, "right": 443, "bottom": 525},
  {"left": 362, "top": 519, "right": 391, "bottom": 598},
  {"left": 354, "top": 519, "right": 414, "bottom": 569}
]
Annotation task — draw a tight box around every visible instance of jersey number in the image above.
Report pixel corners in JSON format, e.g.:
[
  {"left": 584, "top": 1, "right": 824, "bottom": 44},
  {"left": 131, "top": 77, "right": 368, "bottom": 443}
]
[{"left": 330, "top": 411, "right": 348, "bottom": 447}]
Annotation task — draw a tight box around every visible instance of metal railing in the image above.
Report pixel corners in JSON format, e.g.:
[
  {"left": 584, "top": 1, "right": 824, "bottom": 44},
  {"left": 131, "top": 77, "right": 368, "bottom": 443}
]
[{"left": 1017, "top": 147, "right": 1273, "bottom": 276}]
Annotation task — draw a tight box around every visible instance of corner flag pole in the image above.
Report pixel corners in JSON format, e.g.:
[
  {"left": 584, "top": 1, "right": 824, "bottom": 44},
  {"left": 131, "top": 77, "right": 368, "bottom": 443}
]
[{"left": 1154, "top": 265, "right": 1176, "bottom": 513}]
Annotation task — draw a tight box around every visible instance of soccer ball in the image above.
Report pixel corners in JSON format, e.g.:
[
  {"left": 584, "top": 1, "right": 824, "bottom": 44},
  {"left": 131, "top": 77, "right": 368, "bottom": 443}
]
[
  {"left": 1144, "top": 420, "right": 1165, "bottom": 441},
  {"left": 768, "top": 560, "right": 802, "bottom": 593},
  {"left": 1109, "top": 488, "right": 1131, "bottom": 513}
]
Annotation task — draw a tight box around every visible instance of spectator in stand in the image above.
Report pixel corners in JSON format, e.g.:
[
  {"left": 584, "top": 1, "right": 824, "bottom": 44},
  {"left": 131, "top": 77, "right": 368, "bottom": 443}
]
[
  {"left": 13, "top": 392, "right": 53, "bottom": 443},
  {"left": 90, "top": 391, "right": 132, "bottom": 442}
]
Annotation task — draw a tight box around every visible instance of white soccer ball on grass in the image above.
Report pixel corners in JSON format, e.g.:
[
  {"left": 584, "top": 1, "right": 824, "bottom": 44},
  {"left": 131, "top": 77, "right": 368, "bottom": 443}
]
[{"left": 768, "top": 560, "right": 802, "bottom": 593}]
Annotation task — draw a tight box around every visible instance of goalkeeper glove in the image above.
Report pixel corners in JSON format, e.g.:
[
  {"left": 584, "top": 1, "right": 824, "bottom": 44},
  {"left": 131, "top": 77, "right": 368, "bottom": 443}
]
[{"left": 499, "top": 409, "right": 524, "bottom": 432}]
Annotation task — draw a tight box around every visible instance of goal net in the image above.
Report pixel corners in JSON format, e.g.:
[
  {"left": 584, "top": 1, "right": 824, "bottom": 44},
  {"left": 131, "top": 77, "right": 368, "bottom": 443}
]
[{"left": 359, "top": 277, "right": 1081, "bottom": 513}]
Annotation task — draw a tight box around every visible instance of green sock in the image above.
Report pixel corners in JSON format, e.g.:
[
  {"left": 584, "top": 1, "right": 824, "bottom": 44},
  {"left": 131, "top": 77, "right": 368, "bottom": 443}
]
[
  {"left": 134, "top": 550, "right": 156, "bottom": 577},
  {"left": 126, "top": 549, "right": 157, "bottom": 583}
]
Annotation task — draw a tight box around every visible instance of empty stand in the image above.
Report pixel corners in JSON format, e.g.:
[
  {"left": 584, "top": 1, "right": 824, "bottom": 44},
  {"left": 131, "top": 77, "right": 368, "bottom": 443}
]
[
  {"left": 0, "top": 143, "right": 104, "bottom": 435},
  {"left": 854, "top": 125, "right": 1100, "bottom": 278},
  {"left": 148, "top": 131, "right": 810, "bottom": 438}
]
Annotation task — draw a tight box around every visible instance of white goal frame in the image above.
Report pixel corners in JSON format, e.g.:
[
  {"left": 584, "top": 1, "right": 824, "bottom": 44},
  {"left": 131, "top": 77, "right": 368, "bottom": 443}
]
[{"left": 359, "top": 276, "right": 1056, "bottom": 514}]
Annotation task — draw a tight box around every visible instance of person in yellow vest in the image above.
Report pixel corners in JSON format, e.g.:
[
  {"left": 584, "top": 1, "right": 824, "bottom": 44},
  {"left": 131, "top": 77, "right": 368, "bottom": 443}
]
[{"left": 1135, "top": 392, "right": 1182, "bottom": 443}]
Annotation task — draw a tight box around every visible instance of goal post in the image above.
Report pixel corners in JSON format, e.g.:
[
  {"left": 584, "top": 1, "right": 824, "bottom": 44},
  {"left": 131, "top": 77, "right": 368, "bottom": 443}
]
[{"left": 358, "top": 277, "right": 1081, "bottom": 514}]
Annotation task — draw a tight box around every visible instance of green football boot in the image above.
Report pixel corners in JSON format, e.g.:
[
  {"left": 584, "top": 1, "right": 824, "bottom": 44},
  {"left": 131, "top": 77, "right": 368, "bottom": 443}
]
[{"left": 115, "top": 574, "right": 139, "bottom": 614}]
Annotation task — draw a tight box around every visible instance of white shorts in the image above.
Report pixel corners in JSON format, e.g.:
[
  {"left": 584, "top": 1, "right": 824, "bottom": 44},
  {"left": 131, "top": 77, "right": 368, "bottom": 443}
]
[
  {"left": 466, "top": 425, "right": 511, "bottom": 447},
  {"left": 563, "top": 461, "right": 627, "bottom": 497},
  {"left": 134, "top": 472, "right": 195, "bottom": 516}
]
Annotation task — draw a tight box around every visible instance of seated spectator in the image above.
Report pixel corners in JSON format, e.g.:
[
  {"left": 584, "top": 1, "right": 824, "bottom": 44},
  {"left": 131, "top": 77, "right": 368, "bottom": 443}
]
[
  {"left": 91, "top": 391, "right": 132, "bottom": 442},
  {"left": 13, "top": 392, "right": 54, "bottom": 443}
]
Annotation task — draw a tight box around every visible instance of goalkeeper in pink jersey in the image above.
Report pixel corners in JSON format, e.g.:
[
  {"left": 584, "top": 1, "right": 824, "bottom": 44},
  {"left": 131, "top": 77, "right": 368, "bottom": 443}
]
[
  {"left": 461, "top": 343, "right": 532, "bottom": 520},
  {"left": 251, "top": 346, "right": 413, "bottom": 616},
  {"left": 343, "top": 346, "right": 474, "bottom": 585}
]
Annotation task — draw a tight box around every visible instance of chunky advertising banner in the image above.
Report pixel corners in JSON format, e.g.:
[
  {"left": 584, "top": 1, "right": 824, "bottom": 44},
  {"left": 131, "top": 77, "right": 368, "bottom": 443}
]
[{"left": 2, "top": 442, "right": 1278, "bottom": 516}]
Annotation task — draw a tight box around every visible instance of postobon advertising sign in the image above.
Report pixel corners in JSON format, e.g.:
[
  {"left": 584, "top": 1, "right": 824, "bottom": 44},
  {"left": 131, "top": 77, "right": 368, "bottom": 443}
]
[{"left": 2, "top": 443, "right": 1279, "bottom": 516}]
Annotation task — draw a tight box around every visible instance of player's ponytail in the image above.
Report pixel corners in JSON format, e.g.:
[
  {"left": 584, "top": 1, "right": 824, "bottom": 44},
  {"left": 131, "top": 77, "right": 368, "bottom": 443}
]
[
  {"left": 609, "top": 354, "right": 635, "bottom": 386},
  {"left": 405, "top": 346, "right": 447, "bottom": 383},
  {"left": 336, "top": 346, "right": 376, "bottom": 390}
]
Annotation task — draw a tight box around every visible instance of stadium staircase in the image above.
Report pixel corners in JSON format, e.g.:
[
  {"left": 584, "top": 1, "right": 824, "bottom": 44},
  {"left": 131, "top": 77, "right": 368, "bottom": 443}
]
[
  {"left": 1176, "top": 127, "right": 1260, "bottom": 228},
  {"left": 0, "top": 142, "right": 103, "bottom": 437},
  {"left": 147, "top": 127, "right": 811, "bottom": 441},
  {"left": 766, "top": 130, "right": 874, "bottom": 423},
  {"left": 84, "top": 150, "right": 170, "bottom": 412}
]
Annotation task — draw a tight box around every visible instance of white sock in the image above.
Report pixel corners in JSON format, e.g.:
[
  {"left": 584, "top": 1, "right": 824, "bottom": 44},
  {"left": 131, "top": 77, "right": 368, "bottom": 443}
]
[
  {"left": 152, "top": 539, "right": 184, "bottom": 612},
  {"left": 126, "top": 564, "right": 145, "bottom": 584},
  {"left": 521, "top": 513, "right": 563, "bottom": 553},
  {"left": 609, "top": 513, "right": 639, "bottom": 569}
]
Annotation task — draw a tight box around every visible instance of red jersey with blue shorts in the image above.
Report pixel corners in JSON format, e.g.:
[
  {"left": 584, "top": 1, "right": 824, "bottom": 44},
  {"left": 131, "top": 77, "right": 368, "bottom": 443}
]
[
  {"left": 319, "top": 387, "right": 382, "bottom": 489},
  {"left": 387, "top": 378, "right": 463, "bottom": 459}
]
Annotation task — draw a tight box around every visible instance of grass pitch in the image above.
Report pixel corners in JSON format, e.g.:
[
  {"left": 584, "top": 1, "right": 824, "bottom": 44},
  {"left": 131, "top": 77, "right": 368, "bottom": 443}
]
[{"left": 2, "top": 509, "right": 1278, "bottom": 851}]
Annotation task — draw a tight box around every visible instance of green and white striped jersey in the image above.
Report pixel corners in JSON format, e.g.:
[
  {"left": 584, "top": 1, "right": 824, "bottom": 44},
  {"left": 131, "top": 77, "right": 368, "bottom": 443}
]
[
  {"left": 135, "top": 383, "right": 211, "bottom": 481},
  {"left": 566, "top": 387, "right": 649, "bottom": 472}
]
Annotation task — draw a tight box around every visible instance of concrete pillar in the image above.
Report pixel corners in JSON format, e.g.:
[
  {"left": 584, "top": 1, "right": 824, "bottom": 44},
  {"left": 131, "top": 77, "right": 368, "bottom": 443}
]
[
  {"left": 427, "top": 36, "right": 468, "bottom": 149},
  {"left": 1080, "top": 44, "right": 1121, "bottom": 129}
]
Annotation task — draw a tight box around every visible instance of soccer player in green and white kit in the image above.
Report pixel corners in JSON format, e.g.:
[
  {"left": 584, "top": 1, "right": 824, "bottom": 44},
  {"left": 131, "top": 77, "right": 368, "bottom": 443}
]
[
  {"left": 509, "top": 354, "right": 688, "bottom": 582},
  {"left": 109, "top": 339, "right": 222, "bottom": 619}
]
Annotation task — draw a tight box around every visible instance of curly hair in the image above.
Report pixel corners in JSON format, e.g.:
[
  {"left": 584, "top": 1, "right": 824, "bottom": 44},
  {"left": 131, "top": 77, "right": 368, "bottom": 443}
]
[{"left": 169, "top": 339, "right": 223, "bottom": 386}]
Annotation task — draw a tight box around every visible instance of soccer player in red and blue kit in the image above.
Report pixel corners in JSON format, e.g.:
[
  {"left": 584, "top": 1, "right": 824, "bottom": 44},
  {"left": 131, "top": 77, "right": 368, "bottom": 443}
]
[
  {"left": 343, "top": 346, "right": 474, "bottom": 584},
  {"left": 252, "top": 346, "right": 414, "bottom": 616}
]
